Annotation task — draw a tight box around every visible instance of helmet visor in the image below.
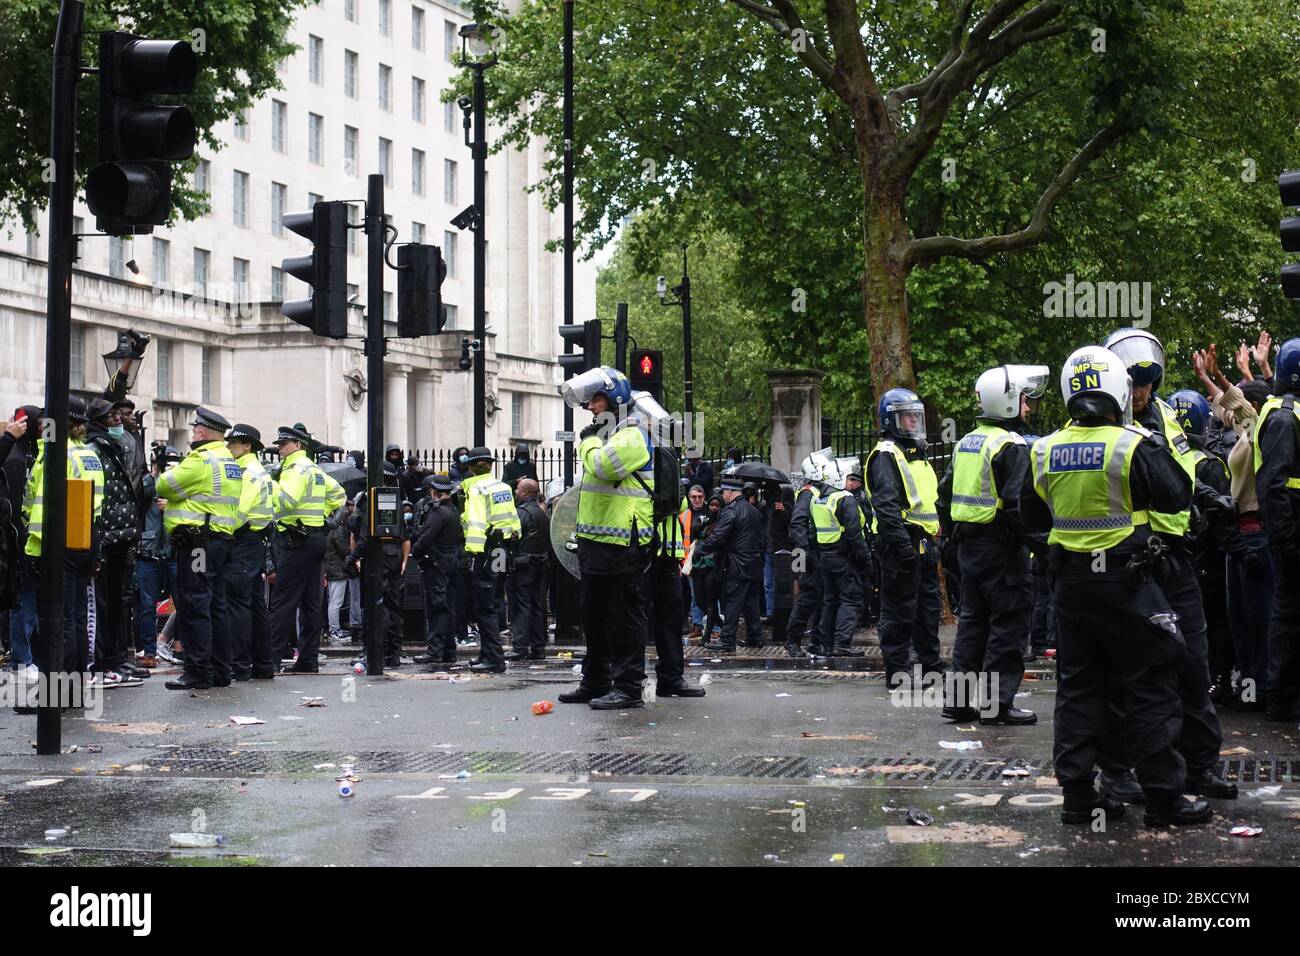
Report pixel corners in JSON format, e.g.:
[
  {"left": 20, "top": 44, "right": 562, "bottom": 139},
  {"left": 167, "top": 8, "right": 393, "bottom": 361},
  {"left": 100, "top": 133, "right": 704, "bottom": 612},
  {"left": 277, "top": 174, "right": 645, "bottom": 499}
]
[
  {"left": 1109, "top": 335, "right": 1164, "bottom": 385},
  {"left": 887, "top": 401, "right": 927, "bottom": 441},
  {"left": 559, "top": 367, "right": 617, "bottom": 409}
]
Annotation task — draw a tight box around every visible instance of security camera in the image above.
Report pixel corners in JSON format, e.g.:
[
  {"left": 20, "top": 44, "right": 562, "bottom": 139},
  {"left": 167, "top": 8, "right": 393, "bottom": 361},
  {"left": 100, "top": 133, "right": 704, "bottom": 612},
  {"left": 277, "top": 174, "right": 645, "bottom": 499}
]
[
  {"left": 457, "top": 95, "right": 472, "bottom": 111},
  {"left": 656, "top": 275, "right": 667, "bottom": 297},
  {"left": 459, "top": 337, "right": 473, "bottom": 371},
  {"left": 451, "top": 205, "right": 479, "bottom": 231},
  {"left": 126, "top": 258, "right": 141, "bottom": 275}
]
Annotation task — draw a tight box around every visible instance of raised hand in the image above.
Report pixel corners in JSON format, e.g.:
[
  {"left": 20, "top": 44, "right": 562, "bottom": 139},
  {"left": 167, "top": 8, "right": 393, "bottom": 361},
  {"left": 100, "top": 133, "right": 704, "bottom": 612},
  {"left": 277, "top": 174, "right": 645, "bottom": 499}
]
[
  {"left": 1254, "top": 330, "right": 1273, "bottom": 379},
  {"left": 1235, "top": 341, "right": 1254, "bottom": 381}
]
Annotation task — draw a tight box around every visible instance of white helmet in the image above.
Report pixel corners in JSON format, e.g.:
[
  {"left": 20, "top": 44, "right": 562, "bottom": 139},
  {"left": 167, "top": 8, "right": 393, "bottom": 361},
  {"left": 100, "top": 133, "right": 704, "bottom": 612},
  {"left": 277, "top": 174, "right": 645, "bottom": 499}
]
[
  {"left": 974, "top": 364, "right": 1051, "bottom": 419},
  {"left": 800, "top": 447, "right": 833, "bottom": 483},
  {"left": 820, "top": 458, "right": 846, "bottom": 490},
  {"left": 1104, "top": 328, "right": 1165, "bottom": 388},
  {"left": 1060, "top": 345, "right": 1133, "bottom": 423}
]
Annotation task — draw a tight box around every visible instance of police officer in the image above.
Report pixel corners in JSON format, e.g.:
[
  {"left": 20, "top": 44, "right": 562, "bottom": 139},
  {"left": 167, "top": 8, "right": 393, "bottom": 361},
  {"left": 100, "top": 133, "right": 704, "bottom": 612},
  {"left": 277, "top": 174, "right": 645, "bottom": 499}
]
[
  {"left": 558, "top": 367, "right": 653, "bottom": 709},
  {"left": 938, "top": 366, "right": 1049, "bottom": 725},
  {"left": 867, "top": 388, "right": 944, "bottom": 686},
  {"left": 642, "top": 470, "right": 707, "bottom": 697},
  {"left": 1103, "top": 329, "right": 1234, "bottom": 801},
  {"left": 270, "top": 424, "right": 346, "bottom": 674},
  {"left": 786, "top": 458, "right": 827, "bottom": 658},
  {"left": 157, "top": 407, "right": 241, "bottom": 690},
  {"left": 460, "top": 447, "right": 521, "bottom": 673},
  {"left": 844, "top": 467, "right": 879, "bottom": 626},
  {"left": 811, "top": 460, "right": 869, "bottom": 658},
  {"left": 23, "top": 396, "right": 105, "bottom": 678},
  {"left": 1024, "top": 344, "right": 1208, "bottom": 826},
  {"left": 225, "top": 425, "right": 276, "bottom": 681},
  {"left": 504, "top": 478, "right": 550, "bottom": 661},
  {"left": 1254, "top": 337, "right": 1300, "bottom": 720},
  {"left": 348, "top": 461, "right": 409, "bottom": 667},
  {"left": 695, "top": 474, "right": 765, "bottom": 651},
  {"left": 411, "top": 473, "right": 464, "bottom": 667}
]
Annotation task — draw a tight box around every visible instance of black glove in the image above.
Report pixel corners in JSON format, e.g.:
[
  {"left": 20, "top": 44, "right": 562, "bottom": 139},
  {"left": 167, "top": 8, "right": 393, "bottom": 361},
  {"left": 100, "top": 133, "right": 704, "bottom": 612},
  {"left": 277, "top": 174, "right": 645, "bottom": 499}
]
[{"left": 579, "top": 422, "right": 602, "bottom": 441}]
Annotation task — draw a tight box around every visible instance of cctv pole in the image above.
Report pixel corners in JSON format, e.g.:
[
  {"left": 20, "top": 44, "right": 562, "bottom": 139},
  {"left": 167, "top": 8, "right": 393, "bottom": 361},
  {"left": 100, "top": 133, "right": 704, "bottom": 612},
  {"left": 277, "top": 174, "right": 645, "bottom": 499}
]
[
  {"left": 35, "top": 0, "right": 83, "bottom": 754},
  {"left": 680, "top": 246, "right": 693, "bottom": 419},
  {"left": 561, "top": 0, "right": 575, "bottom": 488},
  {"left": 472, "top": 64, "right": 487, "bottom": 447},
  {"left": 363, "top": 173, "right": 386, "bottom": 676}
]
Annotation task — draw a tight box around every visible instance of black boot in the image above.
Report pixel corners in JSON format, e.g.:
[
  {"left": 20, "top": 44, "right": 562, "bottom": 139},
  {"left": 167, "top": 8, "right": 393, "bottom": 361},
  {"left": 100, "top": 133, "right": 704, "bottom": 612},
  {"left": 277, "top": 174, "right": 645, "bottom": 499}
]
[
  {"left": 784, "top": 643, "right": 806, "bottom": 659},
  {"left": 558, "top": 684, "right": 608, "bottom": 704},
  {"left": 1183, "top": 768, "right": 1238, "bottom": 799},
  {"left": 1060, "top": 787, "right": 1126, "bottom": 825},
  {"left": 979, "top": 707, "right": 1038, "bottom": 725},
  {"left": 1144, "top": 791, "right": 1211, "bottom": 826},
  {"left": 941, "top": 705, "right": 979, "bottom": 722},
  {"left": 589, "top": 689, "right": 644, "bottom": 710},
  {"left": 1098, "top": 768, "right": 1145, "bottom": 805}
]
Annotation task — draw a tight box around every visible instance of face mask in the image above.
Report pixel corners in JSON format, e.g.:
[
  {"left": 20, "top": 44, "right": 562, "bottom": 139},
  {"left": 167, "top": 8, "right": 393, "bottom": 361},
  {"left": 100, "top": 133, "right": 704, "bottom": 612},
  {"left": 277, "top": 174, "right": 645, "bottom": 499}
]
[
  {"left": 404, "top": 513, "right": 414, "bottom": 523},
  {"left": 107, "top": 426, "right": 125, "bottom": 438}
]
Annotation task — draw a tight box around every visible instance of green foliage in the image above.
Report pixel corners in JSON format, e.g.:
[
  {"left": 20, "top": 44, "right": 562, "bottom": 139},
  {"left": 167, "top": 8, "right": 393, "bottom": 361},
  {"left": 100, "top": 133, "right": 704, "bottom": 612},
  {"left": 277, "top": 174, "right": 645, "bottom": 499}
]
[{"left": 0, "top": 0, "right": 307, "bottom": 231}]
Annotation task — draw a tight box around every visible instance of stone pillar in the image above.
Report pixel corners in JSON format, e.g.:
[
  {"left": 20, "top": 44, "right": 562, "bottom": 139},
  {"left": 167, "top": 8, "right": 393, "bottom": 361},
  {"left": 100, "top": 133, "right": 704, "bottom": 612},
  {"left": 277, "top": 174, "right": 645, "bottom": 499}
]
[
  {"left": 413, "top": 374, "right": 437, "bottom": 451},
  {"left": 769, "top": 370, "right": 824, "bottom": 474},
  {"left": 385, "top": 364, "right": 411, "bottom": 452}
]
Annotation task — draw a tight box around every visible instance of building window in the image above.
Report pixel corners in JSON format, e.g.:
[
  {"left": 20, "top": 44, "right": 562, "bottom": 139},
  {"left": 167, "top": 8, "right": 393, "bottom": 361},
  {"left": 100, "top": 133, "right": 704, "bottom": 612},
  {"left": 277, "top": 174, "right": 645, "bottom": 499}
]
[
  {"left": 411, "top": 221, "right": 424, "bottom": 244},
  {"left": 348, "top": 203, "right": 360, "bottom": 255},
  {"left": 108, "top": 236, "right": 126, "bottom": 278},
  {"left": 444, "top": 100, "right": 456, "bottom": 133},
  {"left": 233, "top": 170, "right": 249, "bottom": 227},
  {"left": 69, "top": 325, "right": 84, "bottom": 389},
  {"left": 194, "top": 248, "right": 210, "bottom": 294},
  {"left": 411, "top": 148, "right": 425, "bottom": 195},
  {"left": 411, "top": 76, "right": 425, "bottom": 122},
  {"left": 443, "top": 303, "right": 457, "bottom": 329},
  {"left": 344, "top": 0, "right": 356, "bottom": 22},
  {"left": 271, "top": 100, "right": 287, "bottom": 152},
  {"left": 344, "top": 50, "right": 358, "bottom": 98},
  {"left": 271, "top": 266, "right": 285, "bottom": 302},
  {"left": 443, "top": 230, "right": 457, "bottom": 278},
  {"left": 512, "top": 393, "right": 523, "bottom": 437},
  {"left": 378, "top": 63, "right": 392, "bottom": 111},
  {"left": 157, "top": 340, "right": 172, "bottom": 400},
  {"left": 272, "top": 182, "right": 287, "bottom": 236},
  {"left": 201, "top": 347, "right": 217, "bottom": 404},
  {"left": 378, "top": 137, "right": 392, "bottom": 184},
  {"left": 308, "top": 35, "right": 324, "bottom": 84},
  {"left": 344, "top": 125, "right": 359, "bottom": 177},
  {"left": 308, "top": 191, "right": 324, "bottom": 209},
  {"left": 443, "top": 159, "right": 458, "bottom": 204},
  {"left": 233, "top": 257, "right": 250, "bottom": 303},
  {"left": 383, "top": 290, "right": 393, "bottom": 323},
  {"left": 412, "top": 6, "right": 424, "bottom": 50},
  {"left": 444, "top": 20, "right": 457, "bottom": 62},
  {"left": 308, "top": 113, "right": 324, "bottom": 164},
  {"left": 153, "top": 237, "right": 169, "bottom": 286},
  {"left": 25, "top": 230, "right": 38, "bottom": 258},
  {"left": 378, "top": 0, "right": 391, "bottom": 36},
  {"left": 194, "top": 159, "right": 211, "bottom": 196},
  {"left": 233, "top": 109, "right": 249, "bottom": 141}
]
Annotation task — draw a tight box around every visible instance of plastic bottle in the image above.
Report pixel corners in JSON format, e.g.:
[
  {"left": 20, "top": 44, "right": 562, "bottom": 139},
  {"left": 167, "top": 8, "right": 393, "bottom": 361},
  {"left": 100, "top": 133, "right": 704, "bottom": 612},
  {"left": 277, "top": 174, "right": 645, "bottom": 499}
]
[
  {"left": 169, "top": 832, "right": 224, "bottom": 848},
  {"left": 531, "top": 700, "right": 554, "bottom": 716},
  {"left": 642, "top": 681, "right": 657, "bottom": 703}
]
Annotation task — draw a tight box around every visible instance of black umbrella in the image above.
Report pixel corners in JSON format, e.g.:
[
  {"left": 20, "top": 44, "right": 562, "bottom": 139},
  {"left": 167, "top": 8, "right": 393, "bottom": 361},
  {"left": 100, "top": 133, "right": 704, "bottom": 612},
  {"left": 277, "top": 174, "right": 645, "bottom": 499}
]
[
  {"left": 724, "top": 461, "right": 790, "bottom": 484},
  {"left": 320, "top": 460, "right": 366, "bottom": 497}
]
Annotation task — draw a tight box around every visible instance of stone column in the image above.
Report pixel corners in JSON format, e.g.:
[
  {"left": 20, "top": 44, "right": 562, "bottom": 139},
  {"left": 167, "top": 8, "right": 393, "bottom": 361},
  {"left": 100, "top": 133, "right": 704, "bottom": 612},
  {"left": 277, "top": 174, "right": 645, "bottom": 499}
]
[
  {"left": 769, "top": 370, "right": 824, "bottom": 474},
  {"left": 413, "top": 374, "right": 437, "bottom": 451},
  {"left": 385, "top": 364, "right": 411, "bottom": 452}
]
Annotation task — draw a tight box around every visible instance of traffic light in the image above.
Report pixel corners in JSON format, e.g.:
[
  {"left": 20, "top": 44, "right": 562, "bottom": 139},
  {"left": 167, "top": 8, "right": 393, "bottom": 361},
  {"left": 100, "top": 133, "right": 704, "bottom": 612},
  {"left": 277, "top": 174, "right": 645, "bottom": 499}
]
[
  {"left": 630, "top": 348, "right": 663, "bottom": 402},
  {"left": 397, "top": 244, "right": 446, "bottom": 337},
  {"left": 558, "top": 319, "right": 601, "bottom": 375},
  {"left": 1281, "top": 170, "right": 1300, "bottom": 298},
  {"left": 86, "top": 32, "right": 198, "bottom": 235},
  {"left": 281, "top": 200, "right": 349, "bottom": 338}
]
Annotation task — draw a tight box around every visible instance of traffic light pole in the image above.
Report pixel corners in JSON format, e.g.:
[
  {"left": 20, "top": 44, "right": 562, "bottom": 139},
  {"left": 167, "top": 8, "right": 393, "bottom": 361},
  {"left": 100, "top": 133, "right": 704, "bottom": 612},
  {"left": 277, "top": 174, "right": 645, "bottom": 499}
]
[
  {"left": 680, "top": 247, "right": 694, "bottom": 419},
  {"left": 561, "top": 0, "right": 575, "bottom": 489},
  {"left": 363, "top": 173, "right": 386, "bottom": 677},
  {"left": 472, "top": 65, "right": 488, "bottom": 448},
  {"left": 35, "top": 0, "right": 83, "bottom": 755}
]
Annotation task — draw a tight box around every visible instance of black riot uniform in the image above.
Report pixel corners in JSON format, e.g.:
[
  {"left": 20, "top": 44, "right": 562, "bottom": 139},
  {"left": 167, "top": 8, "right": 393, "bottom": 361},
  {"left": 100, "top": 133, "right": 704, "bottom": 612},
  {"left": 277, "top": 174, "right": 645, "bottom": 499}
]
[
  {"left": 937, "top": 422, "right": 1042, "bottom": 724},
  {"left": 506, "top": 491, "right": 550, "bottom": 660},
  {"left": 694, "top": 480, "right": 765, "bottom": 651},
  {"left": 1256, "top": 390, "right": 1300, "bottom": 720},
  {"left": 348, "top": 466, "right": 409, "bottom": 666},
  {"left": 411, "top": 476, "right": 464, "bottom": 665},
  {"left": 786, "top": 482, "right": 824, "bottom": 656}
]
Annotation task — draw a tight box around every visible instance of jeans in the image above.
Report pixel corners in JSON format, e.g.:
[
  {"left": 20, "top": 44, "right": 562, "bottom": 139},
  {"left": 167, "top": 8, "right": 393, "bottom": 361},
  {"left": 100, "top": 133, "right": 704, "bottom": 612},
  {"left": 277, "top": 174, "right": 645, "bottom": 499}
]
[
  {"left": 135, "top": 558, "right": 174, "bottom": 657},
  {"left": 689, "top": 576, "right": 706, "bottom": 626},
  {"left": 347, "top": 576, "right": 362, "bottom": 628},
  {"left": 763, "top": 552, "right": 775, "bottom": 615},
  {"left": 11, "top": 597, "right": 36, "bottom": 669},
  {"left": 327, "top": 578, "right": 349, "bottom": 633}
]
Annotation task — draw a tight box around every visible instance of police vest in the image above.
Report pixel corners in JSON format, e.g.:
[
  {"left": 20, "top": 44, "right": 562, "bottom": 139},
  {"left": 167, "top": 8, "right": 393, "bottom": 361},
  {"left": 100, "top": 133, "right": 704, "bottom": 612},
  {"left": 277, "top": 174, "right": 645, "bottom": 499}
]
[
  {"left": 1253, "top": 394, "right": 1300, "bottom": 490},
  {"left": 865, "top": 440, "right": 940, "bottom": 535},
  {"left": 275, "top": 449, "right": 345, "bottom": 529},
  {"left": 1147, "top": 397, "right": 1196, "bottom": 538},
  {"left": 576, "top": 423, "right": 655, "bottom": 548},
  {"left": 235, "top": 453, "right": 276, "bottom": 532},
  {"left": 23, "top": 438, "right": 105, "bottom": 557},
  {"left": 810, "top": 489, "right": 851, "bottom": 545},
  {"left": 461, "top": 472, "right": 522, "bottom": 554},
  {"left": 950, "top": 423, "right": 1024, "bottom": 524},
  {"left": 156, "top": 440, "right": 242, "bottom": 535},
  {"left": 1030, "top": 422, "right": 1151, "bottom": 552},
  {"left": 655, "top": 508, "right": 689, "bottom": 561}
]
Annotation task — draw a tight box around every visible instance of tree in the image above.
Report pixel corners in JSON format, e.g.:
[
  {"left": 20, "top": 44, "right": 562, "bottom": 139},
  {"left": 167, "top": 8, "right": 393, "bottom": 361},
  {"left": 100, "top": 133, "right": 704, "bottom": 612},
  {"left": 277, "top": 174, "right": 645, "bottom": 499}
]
[{"left": 0, "top": 0, "right": 307, "bottom": 231}]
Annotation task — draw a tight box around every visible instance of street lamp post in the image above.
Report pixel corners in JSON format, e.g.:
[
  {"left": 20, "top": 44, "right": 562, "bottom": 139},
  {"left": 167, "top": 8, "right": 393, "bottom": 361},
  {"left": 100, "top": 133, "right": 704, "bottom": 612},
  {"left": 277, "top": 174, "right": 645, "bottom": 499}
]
[
  {"left": 457, "top": 23, "right": 498, "bottom": 448},
  {"left": 656, "top": 245, "right": 693, "bottom": 418}
]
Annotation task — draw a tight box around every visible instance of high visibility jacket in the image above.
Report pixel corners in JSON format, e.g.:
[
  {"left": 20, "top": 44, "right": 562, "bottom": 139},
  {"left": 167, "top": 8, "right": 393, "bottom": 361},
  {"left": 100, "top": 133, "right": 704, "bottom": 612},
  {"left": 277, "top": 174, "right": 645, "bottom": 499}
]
[
  {"left": 23, "top": 438, "right": 104, "bottom": 557},
  {"left": 866, "top": 440, "right": 940, "bottom": 535},
  {"left": 235, "top": 452, "right": 276, "bottom": 532},
  {"left": 811, "top": 489, "right": 852, "bottom": 544},
  {"left": 950, "top": 423, "right": 1025, "bottom": 524},
  {"left": 576, "top": 423, "right": 654, "bottom": 547},
  {"left": 461, "top": 471, "right": 522, "bottom": 554},
  {"left": 156, "top": 440, "right": 243, "bottom": 535},
  {"left": 273, "top": 449, "right": 346, "bottom": 529},
  {"left": 1253, "top": 394, "right": 1300, "bottom": 490},
  {"left": 655, "top": 507, "right": 690, "bottom": 561},
  {"left": 1147, "top": 397, "right": 1196, "bottom": 538},
  {"left": 1030, "top": 422, "right": 1152, "bottom": 552}
]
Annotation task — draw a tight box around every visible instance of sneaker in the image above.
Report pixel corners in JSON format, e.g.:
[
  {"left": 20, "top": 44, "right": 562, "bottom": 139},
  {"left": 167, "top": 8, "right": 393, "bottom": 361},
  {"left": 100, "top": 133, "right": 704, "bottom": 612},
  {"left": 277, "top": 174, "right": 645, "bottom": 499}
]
[
  {"left": 105, "top": 671, "right": 143, "bottom": 688},
  {"left": 155, "top": 643, "right": 181, "bottom": 665},
  {"left": 139, "top": 656, "right": 159, "bottom": 668},
  {"left": 22, "top": 664, "right": 40, "bottom": 682}
]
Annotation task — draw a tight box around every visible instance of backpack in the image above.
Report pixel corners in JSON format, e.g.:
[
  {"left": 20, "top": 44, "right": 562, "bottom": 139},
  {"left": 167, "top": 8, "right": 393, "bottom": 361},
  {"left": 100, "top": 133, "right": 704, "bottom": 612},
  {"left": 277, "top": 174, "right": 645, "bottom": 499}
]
[{"left": 633, "top": 446, "right": 682, "bottom": 523}]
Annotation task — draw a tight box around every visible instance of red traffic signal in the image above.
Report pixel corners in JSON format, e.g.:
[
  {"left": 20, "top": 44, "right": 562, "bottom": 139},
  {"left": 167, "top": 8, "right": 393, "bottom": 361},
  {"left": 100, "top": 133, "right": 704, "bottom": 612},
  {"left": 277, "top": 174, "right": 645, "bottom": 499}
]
[{"left": 630, "top": 348, "right": 663, "bottom": 400}]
